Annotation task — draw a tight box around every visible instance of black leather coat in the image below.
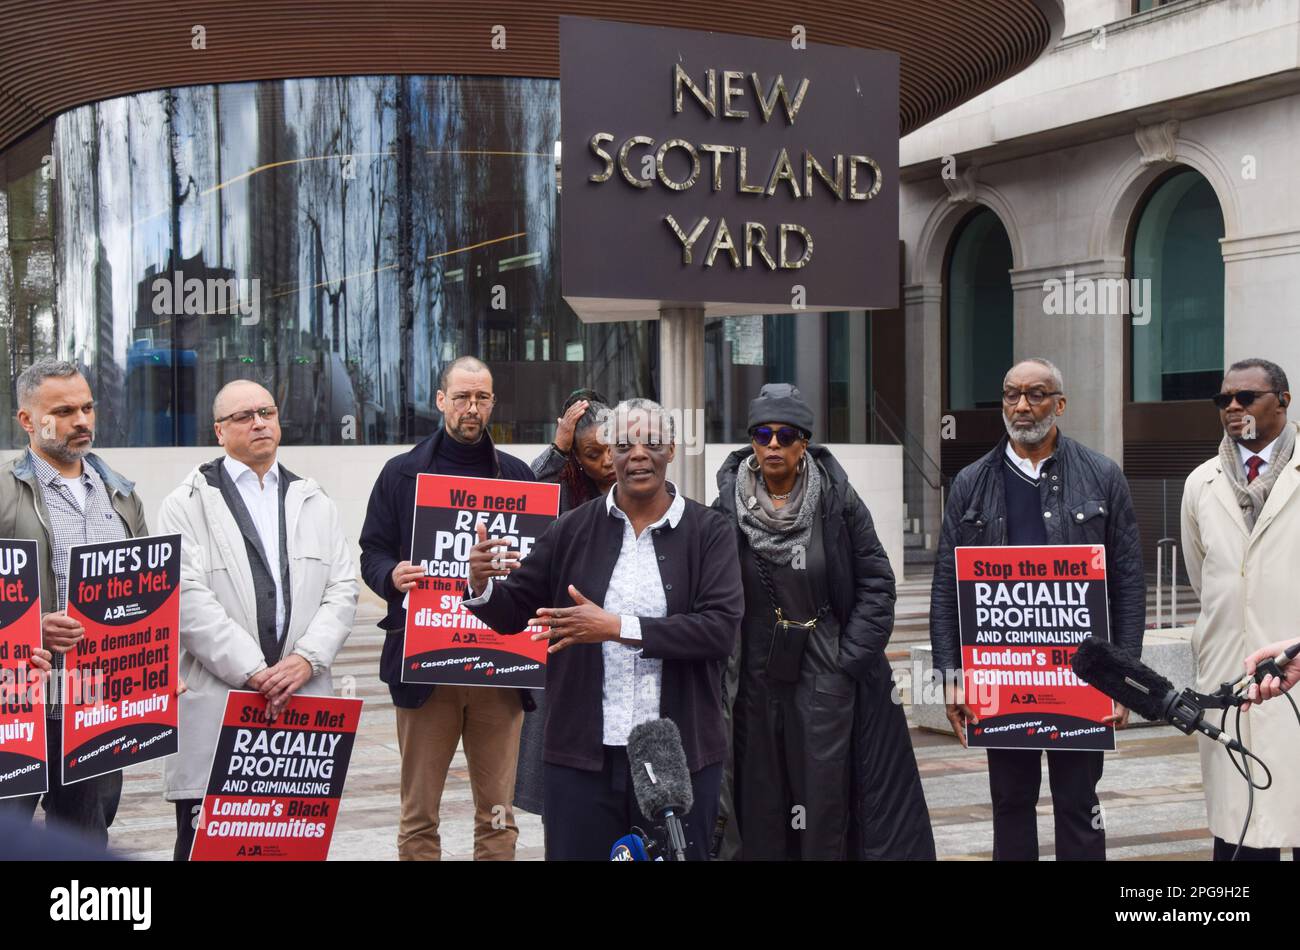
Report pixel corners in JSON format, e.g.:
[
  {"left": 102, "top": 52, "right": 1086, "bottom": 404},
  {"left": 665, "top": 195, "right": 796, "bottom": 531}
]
[
  {"left": 715, "top": 444, "right": 936, "bottom": 860},
  {"left": 929, "top": 431, "right": 1147, "bottom": 673}
]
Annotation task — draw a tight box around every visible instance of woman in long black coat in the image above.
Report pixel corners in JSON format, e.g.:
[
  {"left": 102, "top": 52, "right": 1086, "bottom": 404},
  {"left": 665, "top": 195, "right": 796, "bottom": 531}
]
[{"left": 713, "top": 384, "right": 935, "bottom": 860}]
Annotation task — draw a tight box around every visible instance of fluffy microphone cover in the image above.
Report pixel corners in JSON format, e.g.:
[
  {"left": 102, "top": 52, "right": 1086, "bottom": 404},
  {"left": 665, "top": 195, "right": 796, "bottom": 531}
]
[
  {"left": 627, "top": 718, "right": 694, "bottom": 818},
  {"left": 1071, "top": 636, "right": 1173, "bottom": 722}
]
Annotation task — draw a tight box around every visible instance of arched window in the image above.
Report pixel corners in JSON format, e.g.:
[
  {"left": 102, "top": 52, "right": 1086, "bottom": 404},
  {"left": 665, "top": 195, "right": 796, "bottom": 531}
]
[
  {"left": 1129, "top": 168, "right": 1225, "bottom": 403},
  {"left": 946, "top": 207, "right": 1013, "bottom": 410}
]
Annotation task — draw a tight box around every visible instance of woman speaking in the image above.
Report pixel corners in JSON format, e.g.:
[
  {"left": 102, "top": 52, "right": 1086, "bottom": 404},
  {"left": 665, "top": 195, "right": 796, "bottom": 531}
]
[{"left": 463, "top": 399, "right": 743, "bottom": 860}]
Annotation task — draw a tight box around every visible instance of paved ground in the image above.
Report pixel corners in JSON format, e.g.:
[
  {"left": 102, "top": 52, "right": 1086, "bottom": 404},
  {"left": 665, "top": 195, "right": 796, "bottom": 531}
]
[{"left": 106, "top": 573, "right": 1225, "bottom": 861}]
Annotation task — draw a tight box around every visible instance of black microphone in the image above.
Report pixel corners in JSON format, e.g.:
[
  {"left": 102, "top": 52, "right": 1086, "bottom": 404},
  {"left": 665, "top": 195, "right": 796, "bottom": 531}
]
[
  {"left": 627, "top": 718, "right": 694, "bottom": 862},
  {"left": 1229, "top": 640, "right": 1300, "bottom": 695},
  {"left": 1071, "top": 637, "right": 1245, "bottom": 752}
]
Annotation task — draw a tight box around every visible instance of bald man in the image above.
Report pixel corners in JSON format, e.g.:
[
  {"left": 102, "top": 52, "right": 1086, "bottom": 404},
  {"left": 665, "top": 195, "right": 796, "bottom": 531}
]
[{"left": 157, "top": 379, "right": 357, "bottom": 860}]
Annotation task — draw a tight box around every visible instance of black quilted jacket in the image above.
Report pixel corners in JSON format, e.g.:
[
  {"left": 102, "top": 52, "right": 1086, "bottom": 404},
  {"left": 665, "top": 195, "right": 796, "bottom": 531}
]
[{"left": 928, "top": 431, "right": 1146, "bottom": 673}]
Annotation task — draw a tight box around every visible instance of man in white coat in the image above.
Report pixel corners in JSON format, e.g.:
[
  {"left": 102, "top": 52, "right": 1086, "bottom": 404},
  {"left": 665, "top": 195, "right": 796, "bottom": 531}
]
[
  {"left": 1182, "top": 357, "right": 1299, "bottom": 860},
  {"left": 157, "top": 380, "right": 357, "bottom": 861}
]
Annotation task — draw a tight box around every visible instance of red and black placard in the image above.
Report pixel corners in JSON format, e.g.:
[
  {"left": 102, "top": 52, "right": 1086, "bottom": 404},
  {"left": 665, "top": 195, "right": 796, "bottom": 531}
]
[
  {"left": 62, "top": 534, "right": 180, "bottom": 784},
  {"left": 955, "top": 544, "right": 1115, "bottom": 752},
  {"left": 190, "top": 690, "right": 363, "bottom": 861},
  {"left": 402, "top": 474, "right": 559, "bottom": 688},
  {"left": 0, "top": 539, "right": 46, "bottom": 799}
]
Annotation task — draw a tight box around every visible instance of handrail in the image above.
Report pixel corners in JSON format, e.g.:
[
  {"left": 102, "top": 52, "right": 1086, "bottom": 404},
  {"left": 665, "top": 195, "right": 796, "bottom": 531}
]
[{"left": 870, "top": 390, "right": 946, "bottom": 492}]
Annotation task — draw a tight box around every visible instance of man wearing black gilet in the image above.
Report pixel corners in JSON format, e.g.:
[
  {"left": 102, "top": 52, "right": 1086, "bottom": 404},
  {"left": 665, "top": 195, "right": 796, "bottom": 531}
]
[
  {"left": 359, "top": 356, "right": 536, "bottom": 860},
  {"left": 929, "top": 358, "right": 1146, "bottom": 860}
]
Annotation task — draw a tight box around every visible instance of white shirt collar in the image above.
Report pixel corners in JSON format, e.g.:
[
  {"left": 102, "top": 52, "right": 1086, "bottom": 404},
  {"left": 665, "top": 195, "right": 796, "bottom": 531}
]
[
  {"left": 1238, "top": 438, "right": 1277, "bottom": 467},
  {"left": 223, "top": 454, "right": 279, "bottom": 487},
  {"left": 1005, "top": 441, "right": 1051, "bottom": 480},
  {"left": 606, "top": 479, "right": 685, "bottom": 529}
]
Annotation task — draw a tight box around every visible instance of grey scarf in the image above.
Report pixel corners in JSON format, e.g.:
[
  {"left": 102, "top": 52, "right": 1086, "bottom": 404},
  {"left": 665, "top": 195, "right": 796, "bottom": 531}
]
[
  {"left": 1218, "top": 422, "right": 1296, "bottom": 531},
  {"left": 735, "top": 452, "right": 821, "bottom": 564}
]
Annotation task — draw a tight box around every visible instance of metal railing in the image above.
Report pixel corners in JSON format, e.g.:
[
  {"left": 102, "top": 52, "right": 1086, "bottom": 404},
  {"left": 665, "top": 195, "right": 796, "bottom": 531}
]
[{"left": 869, "top": 389, "right": 946, "bottom": 493}]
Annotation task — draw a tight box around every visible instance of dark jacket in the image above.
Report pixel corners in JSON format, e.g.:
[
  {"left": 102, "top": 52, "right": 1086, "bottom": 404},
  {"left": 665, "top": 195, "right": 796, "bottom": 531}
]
[
  {"left": 463, "top": 488, "right": 744, "bottom": 773},
  {"left": 715, "top": 445, "right": 896, "bottom": 679},
  {"left": 929, "top": 431, "right": 1146, "bottom": 673},
  {"left": 715, "top": 444, "right": 936, "bottom": 860},
  {"left": 358, "top": 427, "right": 536, "bottom": 708}
]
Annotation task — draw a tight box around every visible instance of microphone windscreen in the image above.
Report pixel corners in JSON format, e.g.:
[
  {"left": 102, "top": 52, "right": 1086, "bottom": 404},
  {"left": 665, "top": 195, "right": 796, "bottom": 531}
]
[
  {"left": 627, "top": 718, "right": 693, "bottom": 819},
  {"left": 1070, "top": 636, "right": 1173, "bottom": 722},
  {"left": 610, "top": 834, "right": 650, "bottom": 861}
]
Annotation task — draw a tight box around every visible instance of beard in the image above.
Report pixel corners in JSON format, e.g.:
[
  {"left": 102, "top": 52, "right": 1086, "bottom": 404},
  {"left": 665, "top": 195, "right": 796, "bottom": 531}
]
[
  {"left": 38, "top": 427, "right": 93, "bottom": 464},
  {"left": 448, "top": 413, "right": 485, "bottom": 443},
  {"left": 1004, "top": 412, "right": 1056, "bottom": 447}
]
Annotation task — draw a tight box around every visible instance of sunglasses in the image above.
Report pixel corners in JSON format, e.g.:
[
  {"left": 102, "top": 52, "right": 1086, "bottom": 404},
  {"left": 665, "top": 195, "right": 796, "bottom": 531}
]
[
  {"left": 750, "top": 425, "right": 804, "bottom": 447},
  {"left": 1211, "top": 390, "right": 1282, "bottom": 410}
]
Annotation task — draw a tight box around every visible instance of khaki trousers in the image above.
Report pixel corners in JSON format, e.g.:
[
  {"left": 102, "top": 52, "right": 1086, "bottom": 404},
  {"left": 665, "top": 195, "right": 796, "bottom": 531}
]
[{"left": 395, "top": 685, "right": 524, "bottom": 860}]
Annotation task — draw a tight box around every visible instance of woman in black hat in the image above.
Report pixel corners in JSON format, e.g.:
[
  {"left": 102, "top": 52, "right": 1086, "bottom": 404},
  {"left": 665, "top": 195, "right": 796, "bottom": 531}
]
[{"left": 714, "top": 383, "right": 935, "bottom": 860}]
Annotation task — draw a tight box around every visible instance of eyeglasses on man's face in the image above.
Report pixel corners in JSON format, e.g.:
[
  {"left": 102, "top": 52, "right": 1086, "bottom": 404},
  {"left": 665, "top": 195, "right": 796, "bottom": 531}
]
[
  {"left": 216, "top": 405, "right": 278, "bottom": 425},
  {"left": 1211, "top": 389, "right": 1282, "bottom": 410},
  {"left": 1002, "top": 389, "right": 1061, "bottom": 407},
  {"left": 448, "top": 392, "right": 496, "bottom": 411}
]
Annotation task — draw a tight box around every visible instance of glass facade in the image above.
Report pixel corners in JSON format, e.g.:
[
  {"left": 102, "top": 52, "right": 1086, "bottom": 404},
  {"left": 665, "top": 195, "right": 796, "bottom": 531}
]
[
  {"left": 0, "top": 75, "right": 883, "bottom": 449},
  {"left": 946, "top": 207, "right": 1013, "bottom": 410},
  {"left": 1129, "top": 168, "right": 1225, "bottom": 403}
]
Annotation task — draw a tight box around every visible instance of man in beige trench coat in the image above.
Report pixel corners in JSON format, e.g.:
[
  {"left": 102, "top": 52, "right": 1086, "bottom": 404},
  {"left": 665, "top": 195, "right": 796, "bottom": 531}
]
[{"left": 1182, "top": 357, "right": 1300, "bottom": 860}]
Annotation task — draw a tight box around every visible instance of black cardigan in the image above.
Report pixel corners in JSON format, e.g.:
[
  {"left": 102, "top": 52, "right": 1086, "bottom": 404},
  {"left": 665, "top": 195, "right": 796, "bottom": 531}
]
[{"left": 463, "top": 489, "right": 743, "bottom": 772}]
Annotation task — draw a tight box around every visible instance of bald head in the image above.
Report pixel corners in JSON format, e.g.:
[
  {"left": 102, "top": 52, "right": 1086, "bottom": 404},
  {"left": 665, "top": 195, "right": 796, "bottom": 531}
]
[{"left": 213, "top": 380, "right": 273, "bottom": 421}]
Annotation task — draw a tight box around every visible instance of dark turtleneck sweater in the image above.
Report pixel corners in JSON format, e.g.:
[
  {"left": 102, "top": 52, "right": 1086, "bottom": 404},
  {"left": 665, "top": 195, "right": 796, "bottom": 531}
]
[{"left": 436, "top": 430, "right": 495, "bottom": 478}]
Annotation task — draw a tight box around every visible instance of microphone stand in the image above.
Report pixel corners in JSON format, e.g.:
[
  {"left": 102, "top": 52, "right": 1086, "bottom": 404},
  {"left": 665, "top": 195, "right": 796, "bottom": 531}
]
[{"left": 659, "top": 810, "right": 688, "bottom": 862}]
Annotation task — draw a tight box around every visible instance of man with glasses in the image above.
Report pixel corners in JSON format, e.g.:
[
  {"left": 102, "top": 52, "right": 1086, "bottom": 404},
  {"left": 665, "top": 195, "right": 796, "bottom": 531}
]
[
  {"left": 0, "top": 359, "right": 148, "bottom": 845},
  {"left": 929, "top": 358, "right": 1146, "bottom": 860},
  {"left": 1182, "top": 358, "right": 1300, "bottom": 860},
  {"left": 359, "top": 355, "right": 536, "bottom": 860},
  {"left": 157, "top": 379, "right": 357, "bottom": 860}
]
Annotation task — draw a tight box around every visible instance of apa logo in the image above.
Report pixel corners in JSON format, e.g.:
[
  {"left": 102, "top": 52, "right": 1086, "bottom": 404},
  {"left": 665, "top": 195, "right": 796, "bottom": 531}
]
[
  {"left": 451, "top": 632, "right": 478, "bottom": 644},
  {"left": 1009, "top": 693, "right": 1039, "bottom": 705},
  {"left": 102, "top": 605, "right": 132, "bottom": 620},
  {"left": 236, "top": 844, "right": 264, "bottom": 857}
]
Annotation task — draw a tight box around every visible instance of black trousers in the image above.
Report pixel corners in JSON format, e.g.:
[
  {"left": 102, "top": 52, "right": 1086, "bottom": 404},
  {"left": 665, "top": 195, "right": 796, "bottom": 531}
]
[
  {"left": 543, "top": 746, "right": 721, "bottom": 861},
  {"left": 987, "top": 748, "right": 1105, "bottom": 860},
  {"left": 0, "top": 718, "right": 122, "bottom": 848},
  {"left": 174, "top": 798, "right": 203, "bottom": 862}
]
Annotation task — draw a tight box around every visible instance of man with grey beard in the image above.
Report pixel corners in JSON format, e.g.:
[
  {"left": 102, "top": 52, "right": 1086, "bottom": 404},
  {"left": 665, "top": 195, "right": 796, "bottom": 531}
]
[
  {"left": 0, "top": 359, "right": 148, "bottom": 845},
  {"left": 928, "top": 358, "right": 1145, "bottom": 860}
]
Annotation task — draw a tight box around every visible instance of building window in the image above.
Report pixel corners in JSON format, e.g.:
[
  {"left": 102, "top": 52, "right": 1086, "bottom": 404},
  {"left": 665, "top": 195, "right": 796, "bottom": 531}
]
[
  {"left": 945, "top": 207, "right": 1013, "bottom": 411},
  {"left": 0, "top": 76, "right": 657, "bottom": 448},
  {"left": 704, "top": 311, "right": 873, "bottom": 443},
  {"left": 1129, "top": 168, "right": 1225, "bottom": 403}
]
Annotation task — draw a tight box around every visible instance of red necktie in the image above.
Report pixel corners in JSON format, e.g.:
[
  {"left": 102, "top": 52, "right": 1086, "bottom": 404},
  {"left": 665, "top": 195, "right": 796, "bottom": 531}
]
[{"left": 1246, "top": 456, "right": 1264, "bottom": 484}]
